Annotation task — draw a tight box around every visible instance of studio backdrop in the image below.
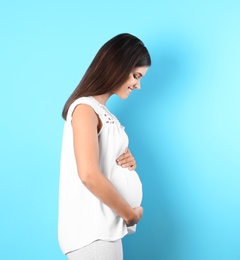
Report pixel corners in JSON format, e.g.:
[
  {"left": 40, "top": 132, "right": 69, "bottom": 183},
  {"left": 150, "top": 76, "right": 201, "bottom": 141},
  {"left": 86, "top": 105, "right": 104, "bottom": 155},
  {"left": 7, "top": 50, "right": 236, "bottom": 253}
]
[{"left": 0, "top": 0, "right": 239, "bottom": 259}]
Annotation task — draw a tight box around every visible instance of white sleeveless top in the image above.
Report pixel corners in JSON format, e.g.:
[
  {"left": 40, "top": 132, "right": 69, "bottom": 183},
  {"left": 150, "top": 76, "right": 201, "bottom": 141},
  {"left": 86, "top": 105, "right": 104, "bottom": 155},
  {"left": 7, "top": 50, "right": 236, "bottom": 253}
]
[{"left": 58, "top": 96, "right": 142, "bottom": 254}]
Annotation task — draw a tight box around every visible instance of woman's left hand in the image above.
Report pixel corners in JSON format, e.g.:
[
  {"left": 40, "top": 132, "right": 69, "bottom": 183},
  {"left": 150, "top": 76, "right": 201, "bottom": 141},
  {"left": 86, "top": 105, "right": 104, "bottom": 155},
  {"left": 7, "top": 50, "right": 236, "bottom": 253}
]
[{"left": 116, "top": 148, "right": 136, "bottom": 171}]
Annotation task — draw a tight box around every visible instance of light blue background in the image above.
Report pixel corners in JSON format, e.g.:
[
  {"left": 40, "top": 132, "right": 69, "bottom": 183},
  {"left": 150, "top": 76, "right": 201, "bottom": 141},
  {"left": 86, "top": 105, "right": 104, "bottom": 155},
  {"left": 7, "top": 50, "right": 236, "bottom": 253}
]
[{"left": 1, "top": 0, "right": 239, "bottom": 259}]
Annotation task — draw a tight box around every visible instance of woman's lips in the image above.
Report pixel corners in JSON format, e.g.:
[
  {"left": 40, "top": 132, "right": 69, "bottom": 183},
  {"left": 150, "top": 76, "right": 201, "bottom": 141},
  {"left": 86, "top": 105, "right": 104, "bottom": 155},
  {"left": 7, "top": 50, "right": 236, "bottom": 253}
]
[{"left": 128, "top": 87, "right": 133, "bottom": 93}]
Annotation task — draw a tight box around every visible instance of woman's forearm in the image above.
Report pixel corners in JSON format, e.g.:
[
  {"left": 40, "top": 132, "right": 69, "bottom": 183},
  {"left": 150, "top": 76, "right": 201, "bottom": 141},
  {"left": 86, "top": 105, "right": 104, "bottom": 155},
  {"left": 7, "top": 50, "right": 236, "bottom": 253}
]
[{"left": 80, "top": 169, "right": 140, "bottom": 225}]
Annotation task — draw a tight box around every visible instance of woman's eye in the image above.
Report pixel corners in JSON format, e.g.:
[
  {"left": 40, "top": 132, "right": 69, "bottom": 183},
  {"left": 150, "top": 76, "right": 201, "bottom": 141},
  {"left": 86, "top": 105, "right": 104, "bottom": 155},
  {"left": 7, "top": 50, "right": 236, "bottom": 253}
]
[{"left": 134, "top": 74, "right": 140, "bottom": 79}]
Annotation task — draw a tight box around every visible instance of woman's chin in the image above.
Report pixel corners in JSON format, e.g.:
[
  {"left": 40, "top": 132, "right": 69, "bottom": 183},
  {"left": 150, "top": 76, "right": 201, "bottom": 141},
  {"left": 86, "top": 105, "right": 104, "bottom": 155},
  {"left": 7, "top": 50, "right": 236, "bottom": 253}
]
[{"left": 116, "top": 93, "right": 130, "bottom": 100}]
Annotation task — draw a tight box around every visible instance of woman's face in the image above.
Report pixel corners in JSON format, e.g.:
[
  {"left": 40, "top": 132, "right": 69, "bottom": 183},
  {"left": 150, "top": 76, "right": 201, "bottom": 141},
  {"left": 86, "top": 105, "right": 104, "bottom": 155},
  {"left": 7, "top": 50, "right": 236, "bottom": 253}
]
[{"left": 114, "top": 66, "right": 149, "bottom": 99}]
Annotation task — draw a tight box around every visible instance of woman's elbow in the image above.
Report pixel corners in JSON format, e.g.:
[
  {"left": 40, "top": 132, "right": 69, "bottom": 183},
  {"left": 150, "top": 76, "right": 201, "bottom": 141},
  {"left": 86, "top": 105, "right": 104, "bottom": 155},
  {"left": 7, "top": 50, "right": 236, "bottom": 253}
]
[{"left": 78, "top": 169, "right": 98, "bottom": 186}]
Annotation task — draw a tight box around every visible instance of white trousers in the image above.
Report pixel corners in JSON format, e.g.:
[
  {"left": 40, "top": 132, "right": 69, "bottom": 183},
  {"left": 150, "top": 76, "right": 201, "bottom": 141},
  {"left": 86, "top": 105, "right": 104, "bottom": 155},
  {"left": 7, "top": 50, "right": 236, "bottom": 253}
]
[{"left": 66, "top": 239, "right": 123, "bottom": 260}]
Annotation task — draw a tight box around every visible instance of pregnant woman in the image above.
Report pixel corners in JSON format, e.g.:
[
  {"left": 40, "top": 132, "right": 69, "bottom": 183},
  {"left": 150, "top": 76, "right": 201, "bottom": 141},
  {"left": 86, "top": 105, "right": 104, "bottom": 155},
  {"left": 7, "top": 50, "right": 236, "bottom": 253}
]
[{"left": 58, "top": 33, "right": 151, "bottom": 260}]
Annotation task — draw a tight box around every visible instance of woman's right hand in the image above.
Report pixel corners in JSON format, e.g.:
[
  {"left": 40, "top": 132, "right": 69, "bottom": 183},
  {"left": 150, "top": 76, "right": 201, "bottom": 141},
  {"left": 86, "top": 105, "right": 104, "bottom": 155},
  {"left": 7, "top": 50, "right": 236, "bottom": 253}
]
[{"left": 125, "top": 206, "right": 143, "bottom": 227}]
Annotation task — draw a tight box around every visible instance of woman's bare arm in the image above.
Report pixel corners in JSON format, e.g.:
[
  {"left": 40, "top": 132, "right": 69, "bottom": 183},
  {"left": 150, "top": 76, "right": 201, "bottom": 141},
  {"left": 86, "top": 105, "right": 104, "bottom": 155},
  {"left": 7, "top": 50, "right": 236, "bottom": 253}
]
[{"left": 72, "top": 104, "right": 143, "bottom": 226}]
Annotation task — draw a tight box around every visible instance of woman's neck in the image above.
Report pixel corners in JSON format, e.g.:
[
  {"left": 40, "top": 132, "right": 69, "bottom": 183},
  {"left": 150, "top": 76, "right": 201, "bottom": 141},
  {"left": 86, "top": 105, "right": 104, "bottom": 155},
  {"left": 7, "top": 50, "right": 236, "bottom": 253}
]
[{"left": 92, "top": 93, "right": 112, "bottom": 106}]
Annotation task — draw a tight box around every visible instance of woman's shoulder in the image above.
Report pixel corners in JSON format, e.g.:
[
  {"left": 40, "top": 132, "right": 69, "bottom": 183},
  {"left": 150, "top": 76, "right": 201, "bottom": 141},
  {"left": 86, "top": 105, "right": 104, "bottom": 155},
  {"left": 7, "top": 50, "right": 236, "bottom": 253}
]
[
  {"left": 72, "top": 96, "right": 94, "bottom": 105},
  {"left": 67, "top": 96, "right": 101, "bottom": 121}
]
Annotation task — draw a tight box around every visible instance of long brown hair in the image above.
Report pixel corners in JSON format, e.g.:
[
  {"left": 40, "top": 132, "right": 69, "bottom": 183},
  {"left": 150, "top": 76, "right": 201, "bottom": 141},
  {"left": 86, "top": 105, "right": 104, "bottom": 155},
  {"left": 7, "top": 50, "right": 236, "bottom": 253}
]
[{"left": 62, "top": 33, "right": 151, "bottom": 120}]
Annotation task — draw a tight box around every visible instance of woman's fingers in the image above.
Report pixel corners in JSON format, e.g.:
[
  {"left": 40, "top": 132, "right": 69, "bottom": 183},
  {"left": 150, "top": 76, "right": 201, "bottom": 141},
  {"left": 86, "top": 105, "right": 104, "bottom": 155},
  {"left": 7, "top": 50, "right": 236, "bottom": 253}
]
[
  {"left": 116, "top": 148, "right": 136, "bottom": 170},
  {"left": 125, "top": 207, "right": 143, "bottom": 226}
]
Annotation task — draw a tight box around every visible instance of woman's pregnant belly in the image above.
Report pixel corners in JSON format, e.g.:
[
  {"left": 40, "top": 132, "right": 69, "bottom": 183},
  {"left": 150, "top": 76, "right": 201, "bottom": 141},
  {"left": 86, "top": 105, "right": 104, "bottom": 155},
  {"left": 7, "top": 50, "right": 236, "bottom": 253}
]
[{"left": 110, "top": 166, "right": 142, "bottom": 208}]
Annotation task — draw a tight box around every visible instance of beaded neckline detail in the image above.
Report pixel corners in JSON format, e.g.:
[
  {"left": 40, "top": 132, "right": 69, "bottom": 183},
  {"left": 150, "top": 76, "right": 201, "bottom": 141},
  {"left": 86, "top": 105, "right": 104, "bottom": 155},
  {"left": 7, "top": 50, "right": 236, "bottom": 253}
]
[
  {"left": 90, "top": 96, "right": 124, "bottom": 128},
  {"left": 90, "top": 96, "right": 115, "bottom": 117}
]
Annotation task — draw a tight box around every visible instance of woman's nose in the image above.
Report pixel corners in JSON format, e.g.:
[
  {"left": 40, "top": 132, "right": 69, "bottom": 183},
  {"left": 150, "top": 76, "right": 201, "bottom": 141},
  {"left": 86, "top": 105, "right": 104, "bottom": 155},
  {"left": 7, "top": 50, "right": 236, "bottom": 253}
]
[{"left": 134, "top": 80, "right": 141, "bottom": 90}]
